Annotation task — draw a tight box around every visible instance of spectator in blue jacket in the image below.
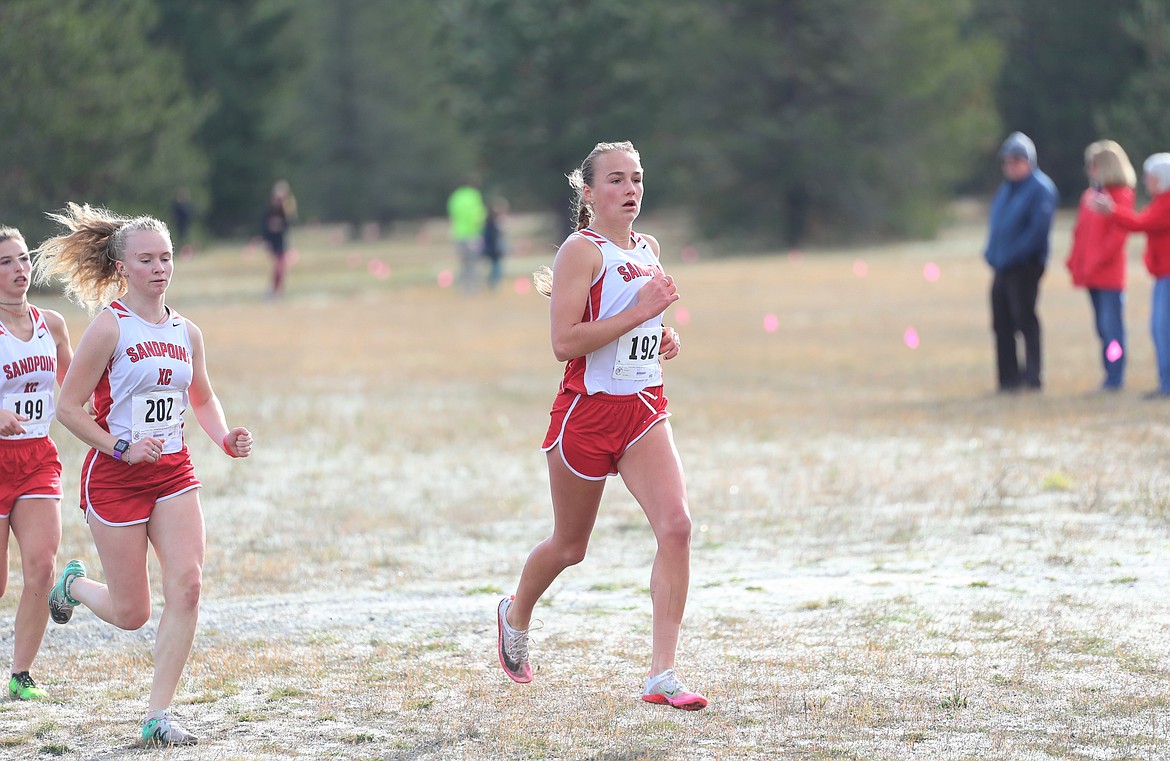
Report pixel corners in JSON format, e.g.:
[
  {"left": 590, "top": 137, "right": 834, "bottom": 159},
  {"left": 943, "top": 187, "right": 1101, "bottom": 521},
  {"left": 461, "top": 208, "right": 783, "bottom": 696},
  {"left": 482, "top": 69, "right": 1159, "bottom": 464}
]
[{"left": 984, "top": 131, "right": 1058, "bottom": 392}]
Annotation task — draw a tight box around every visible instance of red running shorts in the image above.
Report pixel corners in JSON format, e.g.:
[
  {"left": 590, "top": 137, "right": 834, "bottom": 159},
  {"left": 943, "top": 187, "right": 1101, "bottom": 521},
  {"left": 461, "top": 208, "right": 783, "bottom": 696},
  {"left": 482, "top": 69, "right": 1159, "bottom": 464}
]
[
  {"left": 79, "top": 445, "right": 201, "bottom": 526},
  {"left": 542, "top": 386, "right": 670, "bottom": 480},
  {"left": 0, "top": 437, "right": 63, "bottom": 518}
]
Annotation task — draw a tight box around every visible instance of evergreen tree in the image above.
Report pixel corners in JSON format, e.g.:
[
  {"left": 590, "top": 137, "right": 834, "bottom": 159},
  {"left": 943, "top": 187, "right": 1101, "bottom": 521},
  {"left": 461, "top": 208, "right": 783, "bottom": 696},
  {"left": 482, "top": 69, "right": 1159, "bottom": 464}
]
[
  {"left": 282, "top": 1, "right": 474, "bottom": 229},
  {"left": 684, "top": 0, "right": 1001, "bottom": 245},
  {"left": 1100, "top": 0, "right": 1170, "bottom": 187},
  {"left": 0, "top": 0, "right": 206, "bottom": 243},
  {"left": 980, "top": 0, "right": 1142, "bottom": 202},
  {"left": 152, "top": 0, "right": 300, "bottom": 235},
  {"left": 441, "top": 0, "right": 693, "bottom": 233}
]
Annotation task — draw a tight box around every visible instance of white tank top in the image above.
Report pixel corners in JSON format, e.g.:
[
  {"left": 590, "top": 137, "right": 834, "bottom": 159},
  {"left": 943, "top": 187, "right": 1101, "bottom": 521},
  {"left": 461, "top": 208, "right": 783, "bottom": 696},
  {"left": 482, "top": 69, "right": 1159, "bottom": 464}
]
[
  {"left": 92, "top": 300, "right": 193, "bottom": 454},
  {"left": 0, "top": 306, "right": 57, "bottom": 440},
  {"left": 560, "top": 228, "right": 666, "bottom": 396}
]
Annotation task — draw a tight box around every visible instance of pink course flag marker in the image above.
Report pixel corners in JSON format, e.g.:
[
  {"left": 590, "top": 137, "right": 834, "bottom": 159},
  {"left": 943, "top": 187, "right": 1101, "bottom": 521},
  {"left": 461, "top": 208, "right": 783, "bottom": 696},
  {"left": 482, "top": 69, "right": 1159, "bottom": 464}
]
[
  {"left": 437, "top": 269, "right": 454, "bottom": 288},
  {"left": 513, "top": 276, "right": 532, "bottom": 295},
  {"left": 853, "top": 260, "right": 868, "bottom": 277},
  {"left": 763, "top": 313, "right": 779, "bottom": 333},
  {"left": 923, "top": 262, "right": 941, "bottom": 282},
  {"left": 674, "top": 307, "right": 691, "bottom": 326},
  {"left": 367, "top": 258, "right": 390, "bottom": 280},
  {"left": 903, "top": 327, "right": 920, "bottom": 349},
  {"left": 1106, "top": 340, "right": 1123, "bottom": 362}
]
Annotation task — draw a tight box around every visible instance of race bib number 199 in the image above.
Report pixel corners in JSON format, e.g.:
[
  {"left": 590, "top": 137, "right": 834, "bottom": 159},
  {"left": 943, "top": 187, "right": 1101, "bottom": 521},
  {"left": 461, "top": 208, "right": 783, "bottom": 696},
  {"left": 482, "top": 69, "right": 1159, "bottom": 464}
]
[
  {"left": 131, "top": 391, "right": 182, "bottom": 447},
  {"left": 2, "top": 390, "right": 53, "bottom": 439},
  {"left": 613, "top": 326, "right": 662, "bottom": 381}
]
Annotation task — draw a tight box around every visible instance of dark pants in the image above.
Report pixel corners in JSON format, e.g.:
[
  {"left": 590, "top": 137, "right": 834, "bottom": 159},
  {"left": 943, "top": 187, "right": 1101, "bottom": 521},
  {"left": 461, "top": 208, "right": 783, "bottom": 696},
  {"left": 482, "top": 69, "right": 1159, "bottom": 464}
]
[{"left": 991, "top": 261, "right": 1045, "bottom": 390}]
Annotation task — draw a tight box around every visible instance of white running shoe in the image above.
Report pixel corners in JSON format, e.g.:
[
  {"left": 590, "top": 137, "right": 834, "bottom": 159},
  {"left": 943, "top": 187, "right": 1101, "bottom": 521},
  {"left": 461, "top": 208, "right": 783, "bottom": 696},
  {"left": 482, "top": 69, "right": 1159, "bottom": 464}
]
[
  {"left": 497, "top": 596, "right": 533, "bottom": 684},
  {"left": 141, "top": 710, "right": 198, "bottom": 746},
  {"left": 642, "top": 668, "right": 708, "bottom": 710}
]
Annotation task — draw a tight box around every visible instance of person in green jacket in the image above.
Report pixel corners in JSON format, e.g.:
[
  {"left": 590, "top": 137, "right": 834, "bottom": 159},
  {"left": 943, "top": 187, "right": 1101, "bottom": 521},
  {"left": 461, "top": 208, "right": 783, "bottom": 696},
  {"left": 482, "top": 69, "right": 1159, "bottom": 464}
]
[{"left": 447, "top": 179, "right": 487, "bottom": 292}]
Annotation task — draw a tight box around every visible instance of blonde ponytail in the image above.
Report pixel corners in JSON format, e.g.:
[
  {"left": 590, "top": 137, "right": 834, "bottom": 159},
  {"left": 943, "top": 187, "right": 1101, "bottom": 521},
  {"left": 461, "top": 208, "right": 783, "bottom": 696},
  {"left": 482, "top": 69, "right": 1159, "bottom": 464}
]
[
  {"left": 533, "top": 265, "right": 553, "bottom": 298},
  {"left": 33, "top": 203, "right": 170, "bottom": 314}
]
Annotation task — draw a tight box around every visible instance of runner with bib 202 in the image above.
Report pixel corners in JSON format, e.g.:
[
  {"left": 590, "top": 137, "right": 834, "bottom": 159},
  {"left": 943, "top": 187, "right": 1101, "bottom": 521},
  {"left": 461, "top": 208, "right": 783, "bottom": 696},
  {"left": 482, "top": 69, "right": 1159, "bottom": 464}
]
[{"left": 33, "top": 203, "right": 252, "bottom": 747}]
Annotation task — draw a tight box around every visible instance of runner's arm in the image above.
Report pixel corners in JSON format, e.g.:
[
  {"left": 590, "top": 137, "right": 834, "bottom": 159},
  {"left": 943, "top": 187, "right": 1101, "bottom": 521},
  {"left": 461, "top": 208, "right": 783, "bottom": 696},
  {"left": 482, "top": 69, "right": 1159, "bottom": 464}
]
[
  {"left": 186, "top": 320, "right": 251, "bottom": 458},
  {"left": 43, "top": 309, "right": 73, "bottom": 386},
  {"left": 549, "top": 236, "right": 679, "bottom": 362}
]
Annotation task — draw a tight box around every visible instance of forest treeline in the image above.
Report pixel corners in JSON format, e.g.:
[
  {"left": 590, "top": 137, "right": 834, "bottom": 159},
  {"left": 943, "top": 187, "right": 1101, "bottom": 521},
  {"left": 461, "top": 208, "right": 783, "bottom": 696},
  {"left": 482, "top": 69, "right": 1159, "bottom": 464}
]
[{"left": 1, "top": 0, "right": 1167, "bottom": 247}]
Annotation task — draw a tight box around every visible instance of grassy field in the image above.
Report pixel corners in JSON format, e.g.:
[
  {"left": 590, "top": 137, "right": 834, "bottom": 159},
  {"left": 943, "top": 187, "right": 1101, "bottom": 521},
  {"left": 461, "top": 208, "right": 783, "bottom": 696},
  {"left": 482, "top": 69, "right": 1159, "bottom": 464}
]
[{"left": 2, "top": 207, "right": 1169, "bottom": 760}]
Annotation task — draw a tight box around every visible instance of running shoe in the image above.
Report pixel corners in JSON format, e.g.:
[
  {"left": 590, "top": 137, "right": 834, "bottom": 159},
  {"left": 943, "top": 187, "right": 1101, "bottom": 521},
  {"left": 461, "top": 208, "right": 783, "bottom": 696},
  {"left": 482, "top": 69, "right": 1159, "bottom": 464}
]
[
  {"left": 48, "top": 559, "right": 86, "bottom": 625},
  {"left": 141, "top": 710, "right": 198, "bottom": 746},
  {"left": 641, "top": 668, "right": 708, "bottom": 710},
  {"left": 496, "top": 596, "right": 533, "bottom": 684},
  {"left": 8, "top": 671, "right": 47, "bottom": 701}
]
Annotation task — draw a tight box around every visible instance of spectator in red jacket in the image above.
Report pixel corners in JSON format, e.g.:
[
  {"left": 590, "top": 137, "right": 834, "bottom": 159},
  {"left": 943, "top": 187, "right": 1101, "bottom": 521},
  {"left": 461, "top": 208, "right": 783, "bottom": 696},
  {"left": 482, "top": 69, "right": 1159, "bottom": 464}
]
[
  {"left": 1094, "top": 153, "right": 1170, "bottom": 396},
  {"left": 1067, "top": 140, "right": 1135, "bottom": 391}
]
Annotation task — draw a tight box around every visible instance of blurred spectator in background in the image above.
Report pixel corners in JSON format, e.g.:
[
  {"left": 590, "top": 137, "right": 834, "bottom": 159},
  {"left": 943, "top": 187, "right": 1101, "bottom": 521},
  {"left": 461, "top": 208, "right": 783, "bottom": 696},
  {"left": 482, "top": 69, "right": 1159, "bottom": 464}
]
[
  {"left": 1093, "top": 153, "right": 1170, "bottom": 397},
  {"left": 482, "top": 197, "right": 509, "bottom": 291},
  {"left": 447, "top": 178, "right": 487, "bottom": 292},
  {"left": 1066, "top": 140, "right": 1135, "bottom": 392},
  {"left": 171, "top": 188, "right": 194, "bottom": 260},
  {"left": 984, "top": 131, "right": 1058, "bottom": 393},
  {"left": 261, "top": 180, "right": 297, "bottom": 299}
]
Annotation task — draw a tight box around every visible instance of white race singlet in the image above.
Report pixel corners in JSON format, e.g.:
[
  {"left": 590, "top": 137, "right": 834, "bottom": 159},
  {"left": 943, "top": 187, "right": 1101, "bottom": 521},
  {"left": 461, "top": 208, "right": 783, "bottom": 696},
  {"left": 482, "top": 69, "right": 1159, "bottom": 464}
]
[
  {"left": 0, "top": 307, "right": 57, "bottom": 440},
  {"left": 560, "top": 228, "right": 666, "bottom": 396},
  {"left": 92, "top": 300, "right": 194, "bottom": 455}
]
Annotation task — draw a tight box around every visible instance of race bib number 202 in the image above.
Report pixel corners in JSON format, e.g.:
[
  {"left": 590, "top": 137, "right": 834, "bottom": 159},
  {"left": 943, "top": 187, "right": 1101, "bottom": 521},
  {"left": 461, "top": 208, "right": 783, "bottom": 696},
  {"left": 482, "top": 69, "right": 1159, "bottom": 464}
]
[{"left": 131, "top": 390, "right": 182, "bottom": 447}]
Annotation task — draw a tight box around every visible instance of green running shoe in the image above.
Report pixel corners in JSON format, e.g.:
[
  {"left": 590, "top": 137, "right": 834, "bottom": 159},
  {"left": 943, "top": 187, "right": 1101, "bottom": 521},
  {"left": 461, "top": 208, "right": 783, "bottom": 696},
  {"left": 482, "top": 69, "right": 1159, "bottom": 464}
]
[
  {"left": 8, "top": 671, "right": 47, "bottom": 701},
  {"left": 48, "top": 559, "right": 86, "bottom": 625},
  {"left": 141, "top": 710, "right": 198, "bottom": 746}
]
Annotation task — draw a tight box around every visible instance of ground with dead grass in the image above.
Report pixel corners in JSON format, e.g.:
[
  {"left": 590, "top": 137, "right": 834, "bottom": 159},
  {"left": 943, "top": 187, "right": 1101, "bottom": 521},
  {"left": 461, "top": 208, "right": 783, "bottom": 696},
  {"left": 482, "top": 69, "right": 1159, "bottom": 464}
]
[{"left": 2, "top": 210, "right": 1169, "bottom": 760}]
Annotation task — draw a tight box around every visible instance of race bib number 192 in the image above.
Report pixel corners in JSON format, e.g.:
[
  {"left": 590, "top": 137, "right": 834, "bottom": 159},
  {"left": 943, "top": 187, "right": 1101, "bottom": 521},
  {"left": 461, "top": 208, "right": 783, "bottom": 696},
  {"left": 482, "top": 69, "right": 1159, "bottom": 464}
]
[{"left": 613, "top": 326, "right": 662, "bottom": 381}]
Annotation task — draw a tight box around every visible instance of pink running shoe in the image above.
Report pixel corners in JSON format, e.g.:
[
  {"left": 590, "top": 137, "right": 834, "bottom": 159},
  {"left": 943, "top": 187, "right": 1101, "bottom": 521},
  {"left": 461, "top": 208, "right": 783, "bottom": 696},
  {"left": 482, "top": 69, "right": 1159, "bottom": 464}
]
[
  {"left": 497, "top": 597, "right": 533, "bottom": 684},
  {"left": 642, "top": 668, "right": 708, "bottom": 710}
]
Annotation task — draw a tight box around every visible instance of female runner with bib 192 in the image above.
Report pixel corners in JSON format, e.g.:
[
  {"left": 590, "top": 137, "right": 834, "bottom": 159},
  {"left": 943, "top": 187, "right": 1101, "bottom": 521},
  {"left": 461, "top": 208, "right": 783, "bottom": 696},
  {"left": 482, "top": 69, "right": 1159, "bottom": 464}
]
[
  {"left": 0, "top": 226, "right": 73, "bottom": 702},
  {"left": 33, "top": 203, "right": 253, "bottom": 747},
  {"left": 496, "top": 141, "right": 707, "bottom": 710}
]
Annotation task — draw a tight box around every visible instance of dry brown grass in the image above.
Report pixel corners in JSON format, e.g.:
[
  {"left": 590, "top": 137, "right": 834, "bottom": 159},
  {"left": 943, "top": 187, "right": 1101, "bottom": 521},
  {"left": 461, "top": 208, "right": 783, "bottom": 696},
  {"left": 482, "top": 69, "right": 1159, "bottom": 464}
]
[{"left": 2, "top": 207, "right": 1170, "bottom": 759}]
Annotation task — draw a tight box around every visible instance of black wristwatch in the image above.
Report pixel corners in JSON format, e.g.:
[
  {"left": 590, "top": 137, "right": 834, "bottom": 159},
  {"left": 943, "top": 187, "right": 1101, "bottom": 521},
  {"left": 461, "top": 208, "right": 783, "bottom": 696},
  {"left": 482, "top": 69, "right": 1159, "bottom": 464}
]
[{"left": 112, "top": 439, "right": 130, "bottom": 461}]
